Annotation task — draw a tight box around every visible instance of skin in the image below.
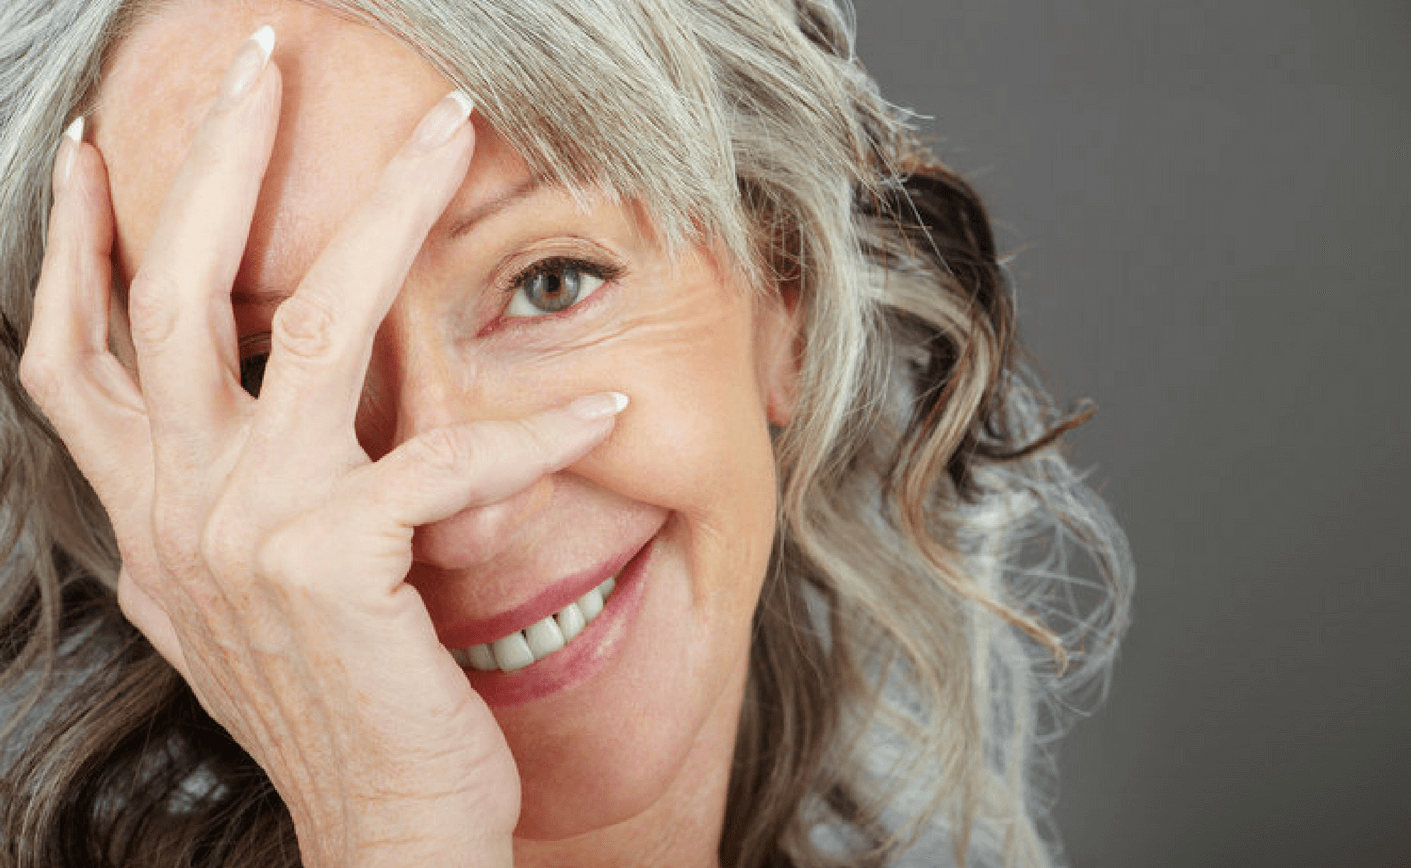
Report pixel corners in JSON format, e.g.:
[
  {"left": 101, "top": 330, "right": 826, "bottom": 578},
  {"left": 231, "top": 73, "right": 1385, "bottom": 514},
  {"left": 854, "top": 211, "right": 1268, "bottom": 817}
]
[{"left": 22, "top": 1, "right": 800, "bottom": 866}]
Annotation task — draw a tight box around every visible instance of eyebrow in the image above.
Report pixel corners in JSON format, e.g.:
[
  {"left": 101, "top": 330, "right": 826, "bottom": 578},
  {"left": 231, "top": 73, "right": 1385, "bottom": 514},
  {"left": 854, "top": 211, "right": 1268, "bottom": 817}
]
[
  {"left": 444, "top": 175, "right": 546, "bottom": 240},
  {"left": 230, "top": 176, "right": 548, "bottom": 307}
]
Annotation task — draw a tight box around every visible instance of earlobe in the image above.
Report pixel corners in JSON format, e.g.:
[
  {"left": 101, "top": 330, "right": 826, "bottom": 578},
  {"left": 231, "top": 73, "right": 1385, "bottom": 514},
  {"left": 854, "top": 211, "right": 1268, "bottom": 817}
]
[{"left": 754, "top": 283, "right": 803, "bottom": 429}]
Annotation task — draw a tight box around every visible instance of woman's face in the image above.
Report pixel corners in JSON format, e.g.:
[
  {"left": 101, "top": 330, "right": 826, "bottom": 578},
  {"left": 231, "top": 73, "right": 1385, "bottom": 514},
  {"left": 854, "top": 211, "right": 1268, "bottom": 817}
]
[{"left": 93, "top": 0, "right": 797, "bottom": 851}]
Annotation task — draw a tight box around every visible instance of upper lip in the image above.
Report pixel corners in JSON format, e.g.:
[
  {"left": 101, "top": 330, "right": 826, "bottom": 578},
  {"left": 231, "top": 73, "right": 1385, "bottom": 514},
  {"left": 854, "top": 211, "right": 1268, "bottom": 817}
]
[{"left": 435, "top": 537, "right": 648, "bottom": 649}]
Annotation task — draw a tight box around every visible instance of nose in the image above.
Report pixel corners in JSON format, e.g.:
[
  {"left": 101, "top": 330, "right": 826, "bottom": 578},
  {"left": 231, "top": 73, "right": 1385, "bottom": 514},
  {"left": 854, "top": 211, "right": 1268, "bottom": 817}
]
[{"left": 361, "top": 302, "right": 555, "bottom": 571}]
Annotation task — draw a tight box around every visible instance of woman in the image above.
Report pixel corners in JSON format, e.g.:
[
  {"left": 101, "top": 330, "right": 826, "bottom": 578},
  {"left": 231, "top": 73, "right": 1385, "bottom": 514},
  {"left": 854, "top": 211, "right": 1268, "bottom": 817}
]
[{"left": 0, "top": 0, "right": 1131, "bottom": 865}]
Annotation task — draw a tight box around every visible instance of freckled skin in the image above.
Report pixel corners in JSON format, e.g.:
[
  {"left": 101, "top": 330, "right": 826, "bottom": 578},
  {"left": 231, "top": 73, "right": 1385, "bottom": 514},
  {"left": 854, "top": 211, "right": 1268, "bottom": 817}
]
[{"left": 92, "top": 0, "right": 799, "bottom": 864}]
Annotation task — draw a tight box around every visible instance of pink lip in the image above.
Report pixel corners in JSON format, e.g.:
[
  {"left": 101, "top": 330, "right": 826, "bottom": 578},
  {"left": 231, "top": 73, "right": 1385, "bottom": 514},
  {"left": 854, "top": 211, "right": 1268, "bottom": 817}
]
[
  {"left": 465, "top": 532, "right": 656, "bottom": 707},
  {"left": 437, "top": 535, "right": 648, "bottom": 650}
]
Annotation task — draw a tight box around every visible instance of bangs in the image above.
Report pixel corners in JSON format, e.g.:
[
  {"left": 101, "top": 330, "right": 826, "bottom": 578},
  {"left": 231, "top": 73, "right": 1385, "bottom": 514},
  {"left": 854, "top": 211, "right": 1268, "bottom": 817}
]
[{"left": 318, "top": 0, "right": 752, "bottom": 269}]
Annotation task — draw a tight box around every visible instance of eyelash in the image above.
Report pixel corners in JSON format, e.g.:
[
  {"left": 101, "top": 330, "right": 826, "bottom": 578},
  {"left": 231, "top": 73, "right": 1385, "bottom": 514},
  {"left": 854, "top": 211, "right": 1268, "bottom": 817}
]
[
  {"left": 501, "top": 255, "right": 624, "bottom": 320},
  {"left": 234, "top": 254, "right": 625, "bottom": 397}
]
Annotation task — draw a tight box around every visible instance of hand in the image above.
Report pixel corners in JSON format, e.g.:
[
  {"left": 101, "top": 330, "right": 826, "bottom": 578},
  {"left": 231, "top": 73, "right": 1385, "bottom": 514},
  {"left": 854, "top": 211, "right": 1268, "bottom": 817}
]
[{"left": 20, "top": 30, "right": 618, "bottom": 868}]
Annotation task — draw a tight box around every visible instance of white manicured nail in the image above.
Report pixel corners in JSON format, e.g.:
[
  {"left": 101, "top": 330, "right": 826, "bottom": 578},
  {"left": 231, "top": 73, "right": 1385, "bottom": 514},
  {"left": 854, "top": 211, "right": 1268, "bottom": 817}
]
[
  {"left": 410, "top": 90, "right": 475, "bottom": 153},
  {"left": 57, "top": 117, "right": 85, "bottom": 187},
  {"left": 219, "top": 25, "right": 276, "bottom": 107},
  {"left": 567, "top": 392, "right": 629, "bottom": 421}
]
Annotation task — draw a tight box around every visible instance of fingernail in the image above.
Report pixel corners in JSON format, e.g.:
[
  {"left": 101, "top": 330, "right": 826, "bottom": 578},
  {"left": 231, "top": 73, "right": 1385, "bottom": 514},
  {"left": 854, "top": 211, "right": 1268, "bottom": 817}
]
[
  {"left": 567, "top": 392, "right": 629, "bottom": 421},
  {"left": 218, "top": 25, "right": 275, "bottom": 107},
  {"left": 55, "top": 116, "right": 85, "bottom": 190},
  {"left": 409, "top": 90, "right": 474, "bottom": 154}
]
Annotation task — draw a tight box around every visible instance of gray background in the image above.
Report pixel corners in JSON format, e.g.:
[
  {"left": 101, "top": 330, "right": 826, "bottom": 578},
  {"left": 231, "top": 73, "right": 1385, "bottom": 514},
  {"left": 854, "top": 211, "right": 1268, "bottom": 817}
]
[{"left": 856, "top": 1, "right": 1410, "bottom": 866}]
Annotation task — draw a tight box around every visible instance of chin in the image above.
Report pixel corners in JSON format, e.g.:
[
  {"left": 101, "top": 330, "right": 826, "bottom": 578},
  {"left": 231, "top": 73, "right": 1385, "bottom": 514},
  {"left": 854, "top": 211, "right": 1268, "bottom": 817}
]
[{"left": 490, "top": 518, "right": 759, "bottom": 843}]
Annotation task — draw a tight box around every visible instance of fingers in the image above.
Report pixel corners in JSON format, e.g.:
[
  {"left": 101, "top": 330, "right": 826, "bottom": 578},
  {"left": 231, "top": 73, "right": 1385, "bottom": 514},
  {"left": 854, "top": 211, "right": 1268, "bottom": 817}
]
[
  {"left": 127, "top": 26, "right": 281, "bottom": 442},
  {"left": 20, "top": 122, "right": 151, "bottom": 493},
  {"left": 254, "top": 90, "right": 476, "bottom": 436},
  {"left": 346, "top": 392, "right": 628, "bottom": 531}
]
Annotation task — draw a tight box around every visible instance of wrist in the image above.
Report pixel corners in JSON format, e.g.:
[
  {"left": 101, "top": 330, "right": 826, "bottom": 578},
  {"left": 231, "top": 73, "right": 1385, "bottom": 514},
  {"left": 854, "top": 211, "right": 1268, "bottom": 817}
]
[{"left": 292, "top": 802, "right": 515, "bottom": 868}]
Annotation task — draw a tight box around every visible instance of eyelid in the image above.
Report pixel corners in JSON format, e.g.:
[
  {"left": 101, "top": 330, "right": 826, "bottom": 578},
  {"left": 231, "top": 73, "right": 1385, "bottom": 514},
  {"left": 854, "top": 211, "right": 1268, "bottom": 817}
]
[
  {"left": 491, "top": 238, "right": 626, "bottom": 295},
  {"left": 503, "top": 255, "right": 622, "bottom": 294},
  {"left": 468, "top": 247, "right": 624, "bottom": 339},
  {"left": 493, "top": 247, "right": 626, "bottom": 323}
]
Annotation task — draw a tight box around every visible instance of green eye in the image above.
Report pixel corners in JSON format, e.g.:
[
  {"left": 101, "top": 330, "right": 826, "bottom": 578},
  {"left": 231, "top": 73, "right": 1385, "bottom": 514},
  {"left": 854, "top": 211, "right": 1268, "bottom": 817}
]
[{"left": 506, "top": 258, "right": 610, "bottom": 318}]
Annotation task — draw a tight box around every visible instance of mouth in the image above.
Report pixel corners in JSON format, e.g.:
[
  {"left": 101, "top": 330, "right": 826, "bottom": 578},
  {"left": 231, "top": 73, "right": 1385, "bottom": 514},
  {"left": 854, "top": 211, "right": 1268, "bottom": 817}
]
[
  {"left": 448, "top": 573, "right": 618, "bottom": 673},
  {"left": 442, "top": 530, "right": 658, "bottom": 707}
]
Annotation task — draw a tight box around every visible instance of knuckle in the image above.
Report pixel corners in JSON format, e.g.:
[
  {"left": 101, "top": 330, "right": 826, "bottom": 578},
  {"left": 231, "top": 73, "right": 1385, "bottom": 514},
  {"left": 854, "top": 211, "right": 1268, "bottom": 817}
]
[
  {"left": 512, "top": 418, "right": 559, "bottom": 470},
  {"left": 126, "top": 271, "right": 181, "bottom": 347},
  {"left": 253, "top": 523, "right": 317, "bottom": 593},
  {"left": 271, "top": 293, "right": 336, "bottom": 361},
  {"left": 149, "top": 496, "right": 204, "bottom": 577},
  {"left": 410, "top": 425, "right": 473, "bottom": 473},
  {"left": 251, "top": 533, "right": 287, "bottom": 589},
  {"left": 197, "top": 508, "right": 247, "bottom": 582}
]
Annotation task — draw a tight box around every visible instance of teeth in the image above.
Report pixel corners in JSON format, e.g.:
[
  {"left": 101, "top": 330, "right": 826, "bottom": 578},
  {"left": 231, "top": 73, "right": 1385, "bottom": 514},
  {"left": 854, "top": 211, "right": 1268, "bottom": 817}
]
[
  {"left": 491, "top": 633, "right": 535, "bottom": 672},
  {"left": 578, "top": 588, "right": 604, "bottom": 621},
  {"left": 555, "top": 602, "right": 586, "bottom": 643},
  {"left": 452, "top": 574, "right": 618, "bottom": 673},
  {"left": 467, "top": 644, "right": 497, "bottom": 671},
  {"left": 524, "top": 615, "right": 565, "bottom": 658}
]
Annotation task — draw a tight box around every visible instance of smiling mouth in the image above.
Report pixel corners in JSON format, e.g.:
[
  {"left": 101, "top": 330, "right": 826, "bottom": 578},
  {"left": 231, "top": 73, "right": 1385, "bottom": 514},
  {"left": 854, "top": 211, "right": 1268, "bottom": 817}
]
[{"left": 448, "top": 574, "right": 618, "bottom": 673}]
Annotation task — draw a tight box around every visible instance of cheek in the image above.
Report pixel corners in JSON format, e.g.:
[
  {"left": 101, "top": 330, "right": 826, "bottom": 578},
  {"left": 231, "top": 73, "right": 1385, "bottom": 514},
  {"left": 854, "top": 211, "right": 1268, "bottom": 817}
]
[
  {"left": 577, "top": 284, "right": 771, "bottom": 482},
  {"left": 493, "top": 277, "right": 775, "bottom": 508},
  {"left": 582, "top": 292, "right": 779, "bottom": 614},
  {"left": 483, "top": 270, "right": 779, "bottom": 596}
]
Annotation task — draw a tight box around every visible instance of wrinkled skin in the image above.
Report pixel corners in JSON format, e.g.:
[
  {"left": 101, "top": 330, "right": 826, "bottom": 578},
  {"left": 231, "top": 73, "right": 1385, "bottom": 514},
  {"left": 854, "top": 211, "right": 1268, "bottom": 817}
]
[{"left": 21, "top": 1, "right": 801, "bottom": 866}]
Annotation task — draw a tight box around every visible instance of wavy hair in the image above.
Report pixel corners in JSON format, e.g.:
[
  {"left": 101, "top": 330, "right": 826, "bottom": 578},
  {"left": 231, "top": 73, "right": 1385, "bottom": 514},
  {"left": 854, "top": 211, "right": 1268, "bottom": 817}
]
[{"left": 0, "top": 0, "right": 1133, "bottom": 866}]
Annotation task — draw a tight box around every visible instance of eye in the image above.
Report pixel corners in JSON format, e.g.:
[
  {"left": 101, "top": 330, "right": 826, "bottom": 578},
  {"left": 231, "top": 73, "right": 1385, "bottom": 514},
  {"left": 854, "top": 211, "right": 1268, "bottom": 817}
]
[
  {"left": 505, "top": 256, "right": 615, "bottom": 319},
  {"left": 238, "top": 335, "right": 270, "bottom": 397}
]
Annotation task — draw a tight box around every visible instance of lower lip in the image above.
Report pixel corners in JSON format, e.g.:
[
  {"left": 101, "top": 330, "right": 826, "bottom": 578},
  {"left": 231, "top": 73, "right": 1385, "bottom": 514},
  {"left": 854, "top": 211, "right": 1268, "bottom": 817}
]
[{"left": 465, "top": 535, "right": 655, "bottom": 707}]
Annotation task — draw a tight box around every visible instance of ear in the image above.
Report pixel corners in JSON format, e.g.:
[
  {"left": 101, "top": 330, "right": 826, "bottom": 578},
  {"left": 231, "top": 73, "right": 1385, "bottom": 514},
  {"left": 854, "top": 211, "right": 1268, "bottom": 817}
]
[{"left": 753, "top": 279, "right": 804, "bottom": 429}]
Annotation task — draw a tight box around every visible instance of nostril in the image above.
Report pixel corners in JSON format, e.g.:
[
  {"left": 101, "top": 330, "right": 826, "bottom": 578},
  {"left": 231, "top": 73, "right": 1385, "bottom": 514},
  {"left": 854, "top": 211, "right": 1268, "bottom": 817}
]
[{"left": 411, "top": 477, "right": 553, "bottom": 569}]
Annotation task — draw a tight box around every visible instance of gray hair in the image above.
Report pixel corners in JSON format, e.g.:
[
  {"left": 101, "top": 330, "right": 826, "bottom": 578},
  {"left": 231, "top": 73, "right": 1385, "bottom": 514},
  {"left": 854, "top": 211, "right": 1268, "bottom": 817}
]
[{"left": 0, "top": 1, "right": 1132, "bottom": 866}]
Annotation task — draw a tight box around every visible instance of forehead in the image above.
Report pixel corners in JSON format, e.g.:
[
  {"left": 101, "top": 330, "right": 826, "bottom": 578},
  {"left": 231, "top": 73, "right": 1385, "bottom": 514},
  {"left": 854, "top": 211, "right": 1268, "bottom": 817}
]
[{"left": 94, "top": 0, "right": 530, "bottom": 292}]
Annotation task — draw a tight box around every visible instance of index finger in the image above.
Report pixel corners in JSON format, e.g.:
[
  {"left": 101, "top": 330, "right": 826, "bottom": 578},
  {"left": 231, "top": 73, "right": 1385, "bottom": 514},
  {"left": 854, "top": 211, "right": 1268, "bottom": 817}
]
[
  {"left": 125, "top": 26, "right": 280, "bottom": 443},
  {"left": 251, "top": 89, "right": 477, "bottom": 440}
]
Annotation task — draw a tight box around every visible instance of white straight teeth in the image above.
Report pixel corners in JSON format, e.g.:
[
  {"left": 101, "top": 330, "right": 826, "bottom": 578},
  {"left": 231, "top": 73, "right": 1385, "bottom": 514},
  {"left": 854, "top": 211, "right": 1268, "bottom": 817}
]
[{"left": 450, "top": 574, "right": 617, "bottom": 673}]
